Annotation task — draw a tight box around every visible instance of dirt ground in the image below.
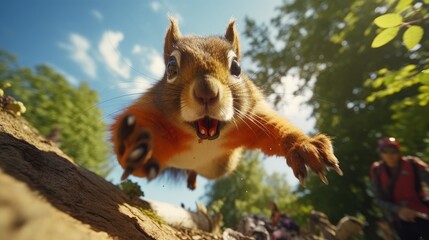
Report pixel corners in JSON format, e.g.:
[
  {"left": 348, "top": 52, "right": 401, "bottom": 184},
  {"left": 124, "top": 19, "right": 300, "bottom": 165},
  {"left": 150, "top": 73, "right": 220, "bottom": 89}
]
[{"left": 0, "top": 110, "right": 239, "bottom": 240}]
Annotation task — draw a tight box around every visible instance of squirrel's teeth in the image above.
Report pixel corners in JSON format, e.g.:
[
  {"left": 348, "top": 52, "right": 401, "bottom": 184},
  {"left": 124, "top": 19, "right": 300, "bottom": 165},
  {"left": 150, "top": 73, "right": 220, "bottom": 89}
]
[
  {"left": 209, "top": 129, "right": 216, "bottom": 137},
  {"left": 200, "top": 128, "right": 206, "bottom": 135},
  {"left": 209, "top": 120, "right": 219, "bottom": 137}
]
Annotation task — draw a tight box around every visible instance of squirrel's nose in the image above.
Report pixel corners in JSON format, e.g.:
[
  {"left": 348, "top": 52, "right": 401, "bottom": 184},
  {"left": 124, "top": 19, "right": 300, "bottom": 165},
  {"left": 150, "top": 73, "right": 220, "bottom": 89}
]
[{"left": 193, "top": 77, "right": 220, "bottom": 105}]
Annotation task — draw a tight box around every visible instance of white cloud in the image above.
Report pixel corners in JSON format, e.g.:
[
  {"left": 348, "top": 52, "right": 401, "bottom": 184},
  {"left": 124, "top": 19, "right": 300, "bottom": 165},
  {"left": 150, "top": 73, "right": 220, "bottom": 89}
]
[
  {"left": 147, "top": 50, "right": 165, "bottom": 78},
  {"left": 117, "top": 76, "right": 153, "bottom": 96},
  {"left": 58, "top": 33, "right": 97, "bottom": 79},
  {"left": 150, "top": 1, "right": 162, "bottom": 12},
  {"left": 269, "top": 75, "right": 315, "bottom": 134},
  {"left": 132, "top": 44, "right": 142, "bottom": 54},
  {"left": 91, "top": 9, "right": 103, "bottom": 21},
  {"left": 132, "top": 46, "right": 165, "bottom": 79},
  {"left": 149, "top": 1, "right": 184, "bottom": 24},
  {"left": 99, "top": 31, "right": 132, "bottom": 79}
]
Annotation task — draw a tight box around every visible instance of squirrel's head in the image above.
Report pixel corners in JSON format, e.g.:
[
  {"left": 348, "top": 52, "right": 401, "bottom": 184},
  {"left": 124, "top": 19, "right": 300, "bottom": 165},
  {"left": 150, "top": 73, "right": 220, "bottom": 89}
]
[{"left": 160, "top": 18, "right": 255, "bottom": 140}]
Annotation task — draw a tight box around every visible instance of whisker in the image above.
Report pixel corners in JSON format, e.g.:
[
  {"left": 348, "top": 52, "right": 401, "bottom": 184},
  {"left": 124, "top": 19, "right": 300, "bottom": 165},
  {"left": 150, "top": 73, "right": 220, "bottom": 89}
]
[
  {"left": 104, "top": 108, "right": 128, "bottom": 120},
  {"left": 234, "top": 107, "right": 276, "bottom": 140},
  {"left": 233, "top": 109, "right": 258, "bottom": 136}
]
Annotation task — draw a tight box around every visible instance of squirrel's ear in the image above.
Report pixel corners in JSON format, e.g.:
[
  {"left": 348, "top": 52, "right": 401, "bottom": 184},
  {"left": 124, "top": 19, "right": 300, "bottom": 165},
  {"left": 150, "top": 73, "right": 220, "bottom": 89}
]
[
  {"left": 225, "top": 19, "right": 241, "bottom": 60},
  {"left": 164, "top": 17, "right": 181, "bottom": 64}
]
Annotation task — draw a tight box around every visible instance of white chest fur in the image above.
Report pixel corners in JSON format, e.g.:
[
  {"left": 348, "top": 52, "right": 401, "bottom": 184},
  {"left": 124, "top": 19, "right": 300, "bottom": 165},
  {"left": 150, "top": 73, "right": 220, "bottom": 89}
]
[{"left": 167, "top": 135, "right": 228, "bottom": 178}]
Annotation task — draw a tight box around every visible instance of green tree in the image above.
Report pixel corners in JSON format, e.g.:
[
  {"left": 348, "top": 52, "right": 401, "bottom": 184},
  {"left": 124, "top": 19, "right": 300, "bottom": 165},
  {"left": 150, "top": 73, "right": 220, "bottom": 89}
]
[
  {"left": 204, "top": 152, "right": 310, "bottom": 228},
  {"left": 367, "top": 0, "right": 429, "bottom": 107},
  {"left": 366, "top": 0, "right": 429, "bottom": 159},
  {"left": 244, "top": 0, "right": 429, "bottom": 237},
  {"left": 0, "top": 50, "right": 110, "bottom": 176}
]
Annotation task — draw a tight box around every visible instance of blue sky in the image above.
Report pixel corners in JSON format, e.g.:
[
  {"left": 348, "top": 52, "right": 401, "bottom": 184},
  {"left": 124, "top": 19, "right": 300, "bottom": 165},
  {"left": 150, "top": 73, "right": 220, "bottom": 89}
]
[{"left": 1, "top": 0, "right": 316, "bottom": 208}]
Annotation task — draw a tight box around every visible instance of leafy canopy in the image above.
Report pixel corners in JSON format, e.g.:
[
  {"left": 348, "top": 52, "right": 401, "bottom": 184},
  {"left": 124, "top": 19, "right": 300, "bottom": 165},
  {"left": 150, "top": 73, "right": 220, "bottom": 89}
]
[
  {"left": 0, "top": 50, "right": 110, "bottom": 176},
  {"left": 368, "top": 0, "right": 429, "bottom": 108}
]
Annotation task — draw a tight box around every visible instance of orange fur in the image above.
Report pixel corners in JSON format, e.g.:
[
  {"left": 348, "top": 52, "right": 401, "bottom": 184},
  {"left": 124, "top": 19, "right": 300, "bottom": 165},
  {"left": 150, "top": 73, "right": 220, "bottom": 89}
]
[
  {"left": 224, "top": 111, "right": 303, "bottom": 156},
  {"left": 111, "top": 105, "right": 193, "bottom": 177}
]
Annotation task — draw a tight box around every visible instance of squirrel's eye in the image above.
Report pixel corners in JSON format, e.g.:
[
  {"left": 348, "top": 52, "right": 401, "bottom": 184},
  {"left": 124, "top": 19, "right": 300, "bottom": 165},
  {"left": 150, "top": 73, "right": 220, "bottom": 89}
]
[
  {"left": 230, "top": 58, "right": 241, "bottom": 77},
  {"left": 167, "top": 56, "right": 178, "bottom": 83}
]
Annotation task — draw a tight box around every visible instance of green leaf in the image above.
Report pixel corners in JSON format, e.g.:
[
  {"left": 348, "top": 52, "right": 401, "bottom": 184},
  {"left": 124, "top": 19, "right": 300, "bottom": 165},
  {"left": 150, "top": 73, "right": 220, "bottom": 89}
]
[
  {"left": 402, "top": 64, "right": 417, "bottom": 72},
  {"left": 424, "top": 0, "right": 429, "bottom": 4},
  {"left": 366, "top": 94, "right": 376, "bottom": 102},
  {"left": 372, "top": 77, "right": 385, "bottom": 88},
  {"left": 403, "top": 26, "right": 424, "bottom": 50},
  {"left": 418, "top": 86, "right": 429, "bottom": 105},
  {"left": 419, "top": 85, "right": 429, "bottom": 92},
  {"left": 420, "top": 73, "right": 429, "bottom": 85},
  {"left": 371, "top": 27, "right": 400, "bottom": 48},
  {"left": 373, "top": 14, "right": 403, "bottom": 28},
  {"left": 395, "top": 0, "right": 412, "bottom": 13},
  {"left": 377, "top": 68, "right": 389, "bottom": 75}
]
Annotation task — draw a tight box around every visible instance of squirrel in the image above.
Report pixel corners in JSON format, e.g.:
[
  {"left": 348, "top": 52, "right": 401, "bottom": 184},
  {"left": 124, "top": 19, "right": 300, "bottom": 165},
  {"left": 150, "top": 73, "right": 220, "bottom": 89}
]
[{"left": 110, "top": 18, "right": 342, "bottom": 190}]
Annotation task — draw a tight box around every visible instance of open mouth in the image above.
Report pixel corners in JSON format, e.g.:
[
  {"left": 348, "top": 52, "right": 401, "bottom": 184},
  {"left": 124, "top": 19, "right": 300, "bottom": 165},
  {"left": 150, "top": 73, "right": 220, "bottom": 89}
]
[{"left": 193, "top": 116, "right": 221, "bottom": 140}]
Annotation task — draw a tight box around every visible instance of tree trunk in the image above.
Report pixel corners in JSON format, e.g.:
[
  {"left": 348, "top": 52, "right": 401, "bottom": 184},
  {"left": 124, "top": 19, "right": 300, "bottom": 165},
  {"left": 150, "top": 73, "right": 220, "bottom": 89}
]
[{"left": 0, "top": 111, "right": 226, "bottom": 240}]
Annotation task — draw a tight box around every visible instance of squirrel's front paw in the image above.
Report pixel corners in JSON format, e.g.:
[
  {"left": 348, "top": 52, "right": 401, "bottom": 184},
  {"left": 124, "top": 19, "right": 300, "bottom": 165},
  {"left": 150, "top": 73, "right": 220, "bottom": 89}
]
[
  {"left": 286, "top": 134, "right": 342, "bottom": 186},
  {"left": 114, "top": 114, "right": 159, "bottom": 181}
]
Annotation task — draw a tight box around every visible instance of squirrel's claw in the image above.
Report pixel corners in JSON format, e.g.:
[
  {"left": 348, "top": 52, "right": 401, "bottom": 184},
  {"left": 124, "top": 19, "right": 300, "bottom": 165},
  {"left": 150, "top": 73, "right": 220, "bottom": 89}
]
[
  {"left": 121, "top": 167, "right": 133, "bottom": 181},
  {"left": 145, "top": 160, "right": 160, "bottom": 181},
  {"left": 298, "top": 175, "right": 306, "bottom": 187},
  {"left": 332, "top": 164, "right": 343, "bottom": 176},
  {"left": 287, "top": 135, "right": 339, "bottom": 185},
  {"left": 319, "top": 173, "right": 329, "bottom": 185}
]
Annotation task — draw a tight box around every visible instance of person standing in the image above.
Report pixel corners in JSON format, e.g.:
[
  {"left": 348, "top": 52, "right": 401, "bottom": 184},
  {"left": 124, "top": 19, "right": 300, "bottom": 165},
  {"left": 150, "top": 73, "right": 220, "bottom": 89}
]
[{"left": 370, "top": 137, "right": 429, "bottom": 239}]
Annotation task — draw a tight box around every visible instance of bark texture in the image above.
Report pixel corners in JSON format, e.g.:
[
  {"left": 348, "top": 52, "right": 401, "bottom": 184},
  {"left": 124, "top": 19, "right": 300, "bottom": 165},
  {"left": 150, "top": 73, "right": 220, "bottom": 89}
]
[{"left": 0, "top": 111, "right": 225, "bottom": 240}]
